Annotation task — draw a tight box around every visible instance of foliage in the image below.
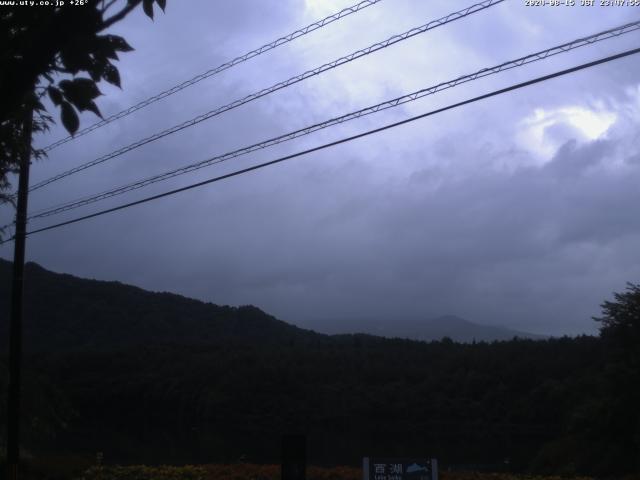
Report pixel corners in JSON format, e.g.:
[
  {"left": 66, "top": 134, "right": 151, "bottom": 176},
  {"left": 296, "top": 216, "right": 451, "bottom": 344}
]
[
  {"left": 80, "top": 465, "right": 209, "bottom": 480},
  {"left": 0, "top": 261, "right": 638, "bottom": 475},
  {"left": 76, "top": 464, "right": 361, "bottom": 480},
  {"left": 594, "top": 282, "right": 640, "bottom": 345},
  {"left": 589, "top": 283, "right": 640, "bottom": 474},
  {"left": 0, "top": 359, "right": 77, "bottom": 457},
  {"left": 0, "top": 0, "right": 166, "bottom": 207},
  {"left": 75, "top": 464, "right": 599, "bottom": 480}
]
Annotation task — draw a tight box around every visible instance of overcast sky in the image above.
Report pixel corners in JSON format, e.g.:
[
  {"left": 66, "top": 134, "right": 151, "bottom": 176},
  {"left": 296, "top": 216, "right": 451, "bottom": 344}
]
[{"left": 2, "top": 0, "right": 640, "bottom": 336}]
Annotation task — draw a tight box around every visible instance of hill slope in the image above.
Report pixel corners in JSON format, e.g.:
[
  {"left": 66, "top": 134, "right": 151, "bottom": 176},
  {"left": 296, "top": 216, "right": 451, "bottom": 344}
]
[
  {"left": 0, "top": 259, "right": 542, "bottom": 351},
  {"left": 0, "top": 259, "right": 321, "bottom": 352},
  {"left": 296, "top": 315, "right": 545, "bottom": 342},
  {"left": 0, "top": 260, "right": 628, "bottom": 475}
]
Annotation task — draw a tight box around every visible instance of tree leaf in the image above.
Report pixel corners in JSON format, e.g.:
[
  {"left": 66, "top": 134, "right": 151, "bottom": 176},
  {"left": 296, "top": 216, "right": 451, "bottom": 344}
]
[
  {"left": 60, "top": 78, "right": 102, "bottom": 111},
  {"left": 155, "top": 0, "right": 166, "bottom": 11},
  {"left": 60, "top": 101, "right": 79, "bottom": 135},
  {"left": 143, "top": 0, "right": 154, "bottom": 19},
  {"left": 87, "top": 62, "right": 103, "bottom": 83},
  {"left": 58, "top": 79, "right": 73, "bottom": 92},
  {"left": 60, "top": 78, "right": 103, "bottom": 117},
  {"left": 59, "top": 45, "right": 92, "bottom": 75},
  {"left": 95, "top": 35, "right": 119, "bottom": 60},
  {"left": 105, "top": 34, "right": 134, "bottom": 53},
  {"left": 84, "top": 100, "right": 103, "bottom": 119},
  {"left": 103, "top": 64, "right": 121, "bottom": 89},
  {"left": 48, "top": 87, "right": 63, "bottom": 106},
  {"left": 33, "top": 100, "right": 46, "bottom": 112},
  {"left": 74, "top": 78, "right": 102, "bottom": 99}
]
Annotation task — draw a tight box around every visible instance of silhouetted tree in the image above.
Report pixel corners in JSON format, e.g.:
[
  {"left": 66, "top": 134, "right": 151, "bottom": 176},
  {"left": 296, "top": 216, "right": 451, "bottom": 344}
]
[
  {"left": 591, "top": 283, "right": 640, "bottom": 474},
  {"left": 0, "top": 0, "right": 167, "bottom": 206},
  {"left": 595, "top": 282, "right": 640, "bottom": 343},
  {"left": 3, "top": 260, "right": 638, "bottom": 473}
]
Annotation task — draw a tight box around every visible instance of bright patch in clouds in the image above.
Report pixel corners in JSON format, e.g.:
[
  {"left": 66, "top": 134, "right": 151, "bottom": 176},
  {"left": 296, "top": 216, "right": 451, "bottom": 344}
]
[
  {"left": 304, "top": 0, "right": 348, "bottom": 17},
  {"left": 518, "top": 105, "right": 617, "bottom": 160}
]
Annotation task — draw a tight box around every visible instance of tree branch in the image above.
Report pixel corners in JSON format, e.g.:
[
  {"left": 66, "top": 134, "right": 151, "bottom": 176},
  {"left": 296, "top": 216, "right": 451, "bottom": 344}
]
[
  {"left": 99, "top": 1, "right": 141, "bottom": 32},
  {"left": 100, "top": 0, "right": 119, "bottom": 15},
  {"left": 51, "top": 66, "right": 73, "bottom": 74}
]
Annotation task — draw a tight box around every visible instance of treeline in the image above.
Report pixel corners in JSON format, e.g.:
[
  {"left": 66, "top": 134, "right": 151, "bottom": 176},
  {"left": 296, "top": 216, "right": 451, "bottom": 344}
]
[{"left": 0, "top": 261, "right": 638, "bottom": 476}]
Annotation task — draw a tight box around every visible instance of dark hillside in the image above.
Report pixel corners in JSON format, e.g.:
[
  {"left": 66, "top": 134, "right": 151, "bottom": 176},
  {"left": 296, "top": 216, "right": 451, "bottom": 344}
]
[
  {"left": 0, "top": 260, "right": 636, "bottom": 475},
  {"left": 299, "top": 315, "right": 546, "bottom": 342},
  {"left": 0, "top": 259, "right": 322, "bottom": 352}
]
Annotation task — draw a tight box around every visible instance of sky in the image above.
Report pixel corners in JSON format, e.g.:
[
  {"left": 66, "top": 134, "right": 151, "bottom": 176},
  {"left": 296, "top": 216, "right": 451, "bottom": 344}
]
[{"left": 2, "top": 0, "right": 640, "bottom": 336}]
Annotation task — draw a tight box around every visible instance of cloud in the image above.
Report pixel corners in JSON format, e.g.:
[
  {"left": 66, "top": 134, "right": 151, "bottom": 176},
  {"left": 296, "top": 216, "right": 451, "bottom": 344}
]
[
  {"left": 518, "top": 105, "right": 617, "bottom": 160},
  {"left": 3, "top": 0, "right": 640, "bottom": 337}
]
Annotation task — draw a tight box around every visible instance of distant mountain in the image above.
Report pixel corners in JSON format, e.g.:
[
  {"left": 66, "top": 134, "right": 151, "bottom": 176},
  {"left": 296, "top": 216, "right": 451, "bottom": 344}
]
[
  {"left": 295, "top": 314, "right": 546, "bottom": 342},
  {"left": 0, "top": 259, "right": 544, "bottom": 353},
  {"left": 0, "top": 260, "right": 618, "bottom": 474},
  {"left": 0, "top": 259, "right": 323, "bottom": 352}
]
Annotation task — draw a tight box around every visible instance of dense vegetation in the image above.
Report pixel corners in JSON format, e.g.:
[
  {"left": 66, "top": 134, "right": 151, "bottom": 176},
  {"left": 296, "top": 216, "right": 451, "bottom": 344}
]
[
  {"left": 0, "top": 260, "right": 638, "bottom": 476},
  {"left": 63, "top": 465, "right": 598, "bottom": 480}
]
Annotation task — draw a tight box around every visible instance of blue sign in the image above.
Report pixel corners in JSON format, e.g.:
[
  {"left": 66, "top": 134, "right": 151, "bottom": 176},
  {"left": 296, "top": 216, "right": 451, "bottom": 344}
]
[{"left": 363, "top": 458, "right": 437, "bottom": 480}]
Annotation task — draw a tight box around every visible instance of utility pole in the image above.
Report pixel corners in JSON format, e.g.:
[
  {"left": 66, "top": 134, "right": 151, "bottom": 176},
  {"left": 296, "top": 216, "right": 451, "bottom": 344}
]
[{"left": 6, "top": 105, "right": 33, "bottom": 480}]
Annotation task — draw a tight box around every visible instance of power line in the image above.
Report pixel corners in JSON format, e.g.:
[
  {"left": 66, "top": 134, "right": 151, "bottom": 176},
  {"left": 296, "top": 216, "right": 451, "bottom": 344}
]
[
  {"left": 4, "top": 46, "right": 637, "bottom": 243},
  {"left": 28, "top": 0, "right": 504, "bottom": 193},
  {"left": 26, "top": 20, "right": 640, "bottom": 220},
  {"left": 40, "top": 0, "right": 384, "bottom": 153}
]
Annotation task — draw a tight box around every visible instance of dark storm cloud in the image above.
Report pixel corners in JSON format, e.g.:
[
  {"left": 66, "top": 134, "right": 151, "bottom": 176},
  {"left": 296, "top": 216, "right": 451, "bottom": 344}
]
[{"left": 3, "top": 0, "right": 640, "bottom": 336}]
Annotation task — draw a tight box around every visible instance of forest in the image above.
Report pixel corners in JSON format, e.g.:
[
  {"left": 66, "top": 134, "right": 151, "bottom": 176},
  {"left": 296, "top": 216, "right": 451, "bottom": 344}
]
[{"left": 0, "top": 259, "right": 638, "bottom": 476}]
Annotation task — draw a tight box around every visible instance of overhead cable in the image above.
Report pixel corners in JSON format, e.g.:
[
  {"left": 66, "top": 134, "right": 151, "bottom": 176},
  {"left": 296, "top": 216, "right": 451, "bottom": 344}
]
[
  {"left": 6, "top": 46, "right": 637, "bottom": 242},
  {"left": 40, "top": 0, "right": 384, "bottom": 152},
  {"left": 27, "top": 20, "right": 640, "bottom": 220},
  {"left": 28, "top": 0, "right": 504, "bottom": 192}
]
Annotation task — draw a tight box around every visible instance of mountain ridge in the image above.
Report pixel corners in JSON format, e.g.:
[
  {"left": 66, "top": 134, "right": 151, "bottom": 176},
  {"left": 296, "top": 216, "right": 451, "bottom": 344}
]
[
  {"left": 295, "top": 314, "right": 546, "bottom": 342},
  {"left": 0, "top": 258, "right": 323, "bottom": 352},
  {"left": 0, "top": 260, "right": 621, "bottom": 474},
  {"left": 1, "top": 258, "right": 544, "bottom": 350}
]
